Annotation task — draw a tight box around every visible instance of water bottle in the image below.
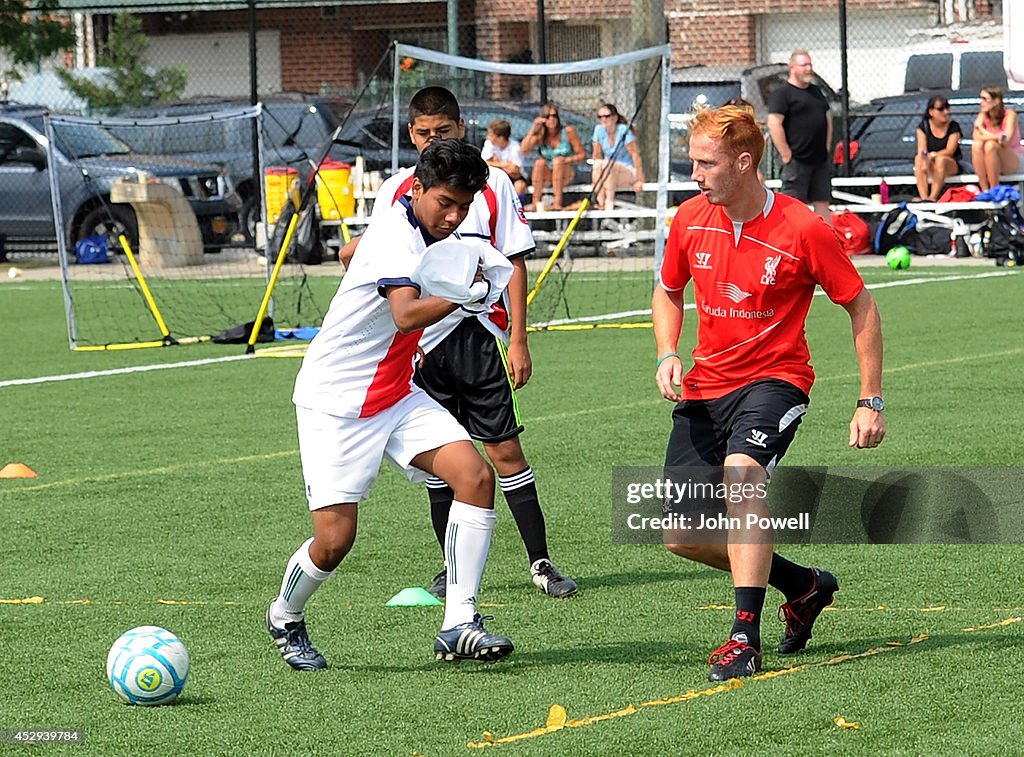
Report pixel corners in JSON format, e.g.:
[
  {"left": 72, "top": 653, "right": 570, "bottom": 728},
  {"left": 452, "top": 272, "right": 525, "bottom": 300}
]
[{"left": 879, "top": 179, "right": 890, "bottom": 205}]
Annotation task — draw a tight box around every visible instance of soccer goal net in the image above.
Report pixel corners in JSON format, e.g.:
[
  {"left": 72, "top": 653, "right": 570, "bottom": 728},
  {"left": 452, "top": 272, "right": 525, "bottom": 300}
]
[
  {"left": 46, "top": 107, "right": 330, "bottom": 350},
  {"left": 381, "top": 42, "right": 672, "bottom": 330}
]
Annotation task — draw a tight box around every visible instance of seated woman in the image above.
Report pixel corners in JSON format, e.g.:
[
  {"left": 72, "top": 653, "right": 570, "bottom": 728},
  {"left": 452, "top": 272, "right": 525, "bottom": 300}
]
[
  {"left": 971, "top": 86, "right": 1023, "bottom": 191},
  {"left": 914, "top": 95, "right": 964, "bottom": 201},
  {"left": 520, "top": 103, "right": 586, "bottom": 210},
  {"left": 590, "top": 103, "right": 644, "bottom": 210}
]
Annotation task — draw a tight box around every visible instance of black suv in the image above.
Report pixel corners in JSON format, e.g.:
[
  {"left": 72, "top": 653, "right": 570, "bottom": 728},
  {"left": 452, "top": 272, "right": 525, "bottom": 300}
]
[
  {"left": 847, "top": 89, "right": 1024, "bottom": 176},
  {"left": 0, "top": 104, "right": 238, "bottom": 255},
  {"left": 111, "top": 93, "right": 350, "bottom": 242}
]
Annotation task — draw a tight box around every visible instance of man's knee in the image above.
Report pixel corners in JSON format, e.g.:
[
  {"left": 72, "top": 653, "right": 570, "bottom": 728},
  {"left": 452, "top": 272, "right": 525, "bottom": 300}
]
[{"left": 483, "top": 437, "right": 527, "bottom": 471}]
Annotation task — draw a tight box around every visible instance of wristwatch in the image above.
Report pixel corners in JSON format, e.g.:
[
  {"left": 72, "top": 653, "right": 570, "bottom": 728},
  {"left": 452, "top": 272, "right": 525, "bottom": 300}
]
[{"left": 857, "top": 396, "right": 885, "bottom": 412}]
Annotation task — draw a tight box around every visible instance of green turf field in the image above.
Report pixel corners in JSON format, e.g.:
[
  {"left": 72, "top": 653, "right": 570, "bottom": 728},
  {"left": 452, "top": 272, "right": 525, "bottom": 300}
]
[{"left": 1, "top": 264, "right": 1022, "bottom": 755}]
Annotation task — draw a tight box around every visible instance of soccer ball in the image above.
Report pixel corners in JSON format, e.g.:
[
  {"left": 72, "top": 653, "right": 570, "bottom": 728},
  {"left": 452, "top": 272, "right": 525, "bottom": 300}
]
[
  {"left": 106, "top": 626, "right": 190, "bottom": 706},
  {"left": 885, "top": 245, "right": 911, "bottom": 270}
]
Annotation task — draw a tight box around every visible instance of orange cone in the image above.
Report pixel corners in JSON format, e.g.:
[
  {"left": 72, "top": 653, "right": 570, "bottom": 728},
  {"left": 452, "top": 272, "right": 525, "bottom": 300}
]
[{"left": 0, "top": 463, "right": 37, "bottom": 478}]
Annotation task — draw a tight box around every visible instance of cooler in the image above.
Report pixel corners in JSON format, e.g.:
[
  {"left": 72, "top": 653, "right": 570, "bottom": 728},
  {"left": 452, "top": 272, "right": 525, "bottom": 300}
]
[
  {"left": 316, "top": 159, "right": 355, "bottom": 220},
  {"left": 264, "top": 167, "right": 300, "bottom": 224}
]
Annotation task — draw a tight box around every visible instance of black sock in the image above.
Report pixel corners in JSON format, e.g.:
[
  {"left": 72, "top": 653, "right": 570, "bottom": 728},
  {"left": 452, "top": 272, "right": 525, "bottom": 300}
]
[
  {"left": 731, "top": 586, "right": 766, "bottom": 649},
  {"left": 499, "top": 467, "right": 549, "bottom": 566},
  {"left": 768, "top": 554, "right": 813, "bottom": 601},
  {"left": 426, "top": 477, "right": 454, "bottom": 555}
]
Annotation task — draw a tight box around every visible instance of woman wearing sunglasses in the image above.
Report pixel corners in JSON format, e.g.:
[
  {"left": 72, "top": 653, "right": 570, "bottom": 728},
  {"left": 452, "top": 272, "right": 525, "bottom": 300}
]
[
  {"left": 971, "top": 86, "right": 1022, "bottom": 191},
  {"left": 521, "top": 102, "right": 586, "bottom": 210},
  {"left": 913, "top": 95, "right": 963, "bottom": 201},
  {"left": 590, "top": 103, "right": 645, "bottom": 210}
]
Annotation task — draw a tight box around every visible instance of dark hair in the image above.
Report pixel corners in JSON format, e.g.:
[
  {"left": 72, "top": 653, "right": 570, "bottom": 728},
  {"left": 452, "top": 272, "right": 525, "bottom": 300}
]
[
  {"left": 488, "top": 119, "right": 511, "bottom": 139},
  {"left": 923, "top": 95, "right": 950, "bottom": 120},
  {"left": 414, "top": 139, "right": 488, "bottom": 194},
  {"left": 409, "top": 86, "right": 461, "bottom": 124}
]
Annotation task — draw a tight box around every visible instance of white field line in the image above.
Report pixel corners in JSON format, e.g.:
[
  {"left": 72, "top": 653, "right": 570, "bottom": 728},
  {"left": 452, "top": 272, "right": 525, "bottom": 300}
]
[
  {"left": 1, "top": 269, "right": 1016, "bottom": 390},
  {"left": 529, "top": 269, "right": 1016, "bottom": 328}
]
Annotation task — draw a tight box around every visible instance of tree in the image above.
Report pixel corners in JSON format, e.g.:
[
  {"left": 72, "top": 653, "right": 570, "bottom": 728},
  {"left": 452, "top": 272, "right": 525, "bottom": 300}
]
[
  {"left": 0, "top": 0, "right": 75, "bottom": 72},
  {"left": 58, "top": 12, "right": 186, "bottom": 110}
]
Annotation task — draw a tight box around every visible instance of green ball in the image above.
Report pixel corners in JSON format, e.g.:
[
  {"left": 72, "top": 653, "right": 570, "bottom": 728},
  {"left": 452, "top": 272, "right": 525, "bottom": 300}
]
[{"left": 886, "top": 245, "right": 911, "bottom": 270}]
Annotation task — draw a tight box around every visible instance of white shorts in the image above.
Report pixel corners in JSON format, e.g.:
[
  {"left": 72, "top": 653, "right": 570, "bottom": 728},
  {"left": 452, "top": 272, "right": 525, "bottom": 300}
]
[{"left": 295, "top": 389, "right": 471, "bottom": 509}]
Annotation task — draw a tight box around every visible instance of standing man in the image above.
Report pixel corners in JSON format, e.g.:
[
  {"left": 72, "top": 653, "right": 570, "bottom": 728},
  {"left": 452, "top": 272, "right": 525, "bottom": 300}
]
[
  {"left": 267, "top": 140, "right": 515, "bottom": 671},
  {"left": 767, "top": 50, "right": 833, "bottom": 222},
  {"left": 653, "top": 105, "right": 885, "bottom": 682},
  {"left": 341, "top": 87, "right": 577, "bottom": 600}
]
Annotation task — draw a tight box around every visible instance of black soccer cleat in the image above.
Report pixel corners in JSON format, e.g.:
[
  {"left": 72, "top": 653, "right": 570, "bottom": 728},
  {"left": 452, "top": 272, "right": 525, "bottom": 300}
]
[
  {"left": 434, "top": 614, "right": 514, "bottom": 662},
  {"left": 531, "top": 559, "right": 578, "bottom": 598},
  {"left": 777, "top": 567, "right": 839, "bottom": 654},
  {"left": 426, "top": 569, "right": 447, "bottom": 600},
  {"left": 707, "top": 635, "right": 762, "bottom": 681},
  {"left": 266, "top": 605, "right": 328, "bottom": 671}
]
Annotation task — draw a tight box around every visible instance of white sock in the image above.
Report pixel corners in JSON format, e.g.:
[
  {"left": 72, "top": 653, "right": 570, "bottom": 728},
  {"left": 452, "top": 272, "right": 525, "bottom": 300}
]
[
  {"left": 441, "top": 501, "right": 496, "bottom": 629},
  {"left": 270, "top": 537, "right": 334, "bottom": 626}
]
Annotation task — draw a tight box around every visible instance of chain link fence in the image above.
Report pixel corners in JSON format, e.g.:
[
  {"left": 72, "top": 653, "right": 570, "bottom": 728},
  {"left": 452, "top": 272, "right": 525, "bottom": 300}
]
[{"left": 0, "top": 0, "right": 1012, "bottom": 263}]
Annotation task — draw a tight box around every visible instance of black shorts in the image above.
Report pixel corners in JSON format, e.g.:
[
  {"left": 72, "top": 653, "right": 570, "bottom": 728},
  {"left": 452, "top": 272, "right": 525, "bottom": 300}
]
[
  {"left": 780, "top": 159, "right": 832, "bottom": 203},
  {"left": 414, "top": 318, "right": 523, "bottom": 444},
  {"left": 665, "top": 378, "right": 809, "bottom": 471}
]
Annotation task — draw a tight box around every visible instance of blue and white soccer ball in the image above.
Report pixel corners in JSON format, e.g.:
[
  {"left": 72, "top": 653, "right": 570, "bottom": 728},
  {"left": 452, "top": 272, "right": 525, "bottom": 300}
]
[{"left": 106, "top": 626, "right": 190, "bottom": 706}]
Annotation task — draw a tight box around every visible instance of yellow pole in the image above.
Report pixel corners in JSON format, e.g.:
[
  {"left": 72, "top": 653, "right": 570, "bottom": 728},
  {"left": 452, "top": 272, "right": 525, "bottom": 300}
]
[
  {"left": 117, "top": 234, "right": 173, "bottom": 341},
  {"left": 526, "top": 198, "right": 589, "bottom": 307},
  {"left": 247, "top": 211, "right": 301, "bottom": 351}
]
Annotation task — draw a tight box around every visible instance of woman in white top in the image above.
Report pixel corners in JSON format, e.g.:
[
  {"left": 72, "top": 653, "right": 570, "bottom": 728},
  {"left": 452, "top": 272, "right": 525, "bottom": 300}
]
[{"left": 971, "top": 86, "right": 1022, "bottom": 191}]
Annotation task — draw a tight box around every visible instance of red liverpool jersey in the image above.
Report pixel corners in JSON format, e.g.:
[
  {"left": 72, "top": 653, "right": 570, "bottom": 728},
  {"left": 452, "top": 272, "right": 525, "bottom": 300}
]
[{"left": 659, "top": 190, "right": 864, "bottom": 400}]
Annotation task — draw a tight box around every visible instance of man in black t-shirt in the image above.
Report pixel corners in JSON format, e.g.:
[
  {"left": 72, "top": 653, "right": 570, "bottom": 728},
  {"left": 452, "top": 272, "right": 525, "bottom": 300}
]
[{"left": 767, "top": 50, "right": 832, "bottom": 222}]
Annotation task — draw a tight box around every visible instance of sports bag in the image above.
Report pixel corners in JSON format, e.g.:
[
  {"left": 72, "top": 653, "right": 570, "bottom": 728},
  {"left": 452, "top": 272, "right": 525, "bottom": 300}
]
[
  {"left": 873, "top": 201, "right": 918, "bottom": 254},
  {"left": 831, "top": 210, "right": 872, "bottom": 255}
]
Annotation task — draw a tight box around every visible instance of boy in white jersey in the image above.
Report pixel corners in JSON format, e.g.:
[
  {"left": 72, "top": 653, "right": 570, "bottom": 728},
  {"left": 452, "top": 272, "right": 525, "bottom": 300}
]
[
  {"left": 267, "top": 140, "right": 514, "bottom": 670},
  {"left": 341, "top": 87, "right": 577, "bottom": 600}
]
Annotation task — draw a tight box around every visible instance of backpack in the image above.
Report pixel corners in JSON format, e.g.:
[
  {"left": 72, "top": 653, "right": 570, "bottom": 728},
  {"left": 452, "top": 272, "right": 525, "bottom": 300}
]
[
  {"left": 874, "top": 202, "right": 919, "bottom": 254},
  {"left": 271, "top": 199, "right": 324, "bottom": 266},
  {"left": 981, "top": 205, "right": 1024, "bottom": 265},
  {"left": 831, "top": 210, "right": 871, "bottom": 255}
]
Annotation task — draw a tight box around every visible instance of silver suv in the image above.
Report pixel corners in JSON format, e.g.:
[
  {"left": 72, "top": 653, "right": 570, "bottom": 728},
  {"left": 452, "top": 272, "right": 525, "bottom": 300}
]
[{"left": 0, "top": 104, "right": 239, "bottom": 257}]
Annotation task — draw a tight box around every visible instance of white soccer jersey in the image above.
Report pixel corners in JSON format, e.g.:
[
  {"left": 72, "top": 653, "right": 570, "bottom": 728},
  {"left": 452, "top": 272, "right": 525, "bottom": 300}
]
[
  {"left": 292, "top": 198, "right": 436, "bottom": 418},
  {"left": 371, "top": 164, "right": 535, "bottom": 353}
]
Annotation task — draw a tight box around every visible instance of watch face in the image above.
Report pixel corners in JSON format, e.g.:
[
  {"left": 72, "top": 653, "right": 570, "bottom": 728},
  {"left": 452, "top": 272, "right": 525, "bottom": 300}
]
[{"left": 870, "top": 396, "right": 885, "bottom": 412}]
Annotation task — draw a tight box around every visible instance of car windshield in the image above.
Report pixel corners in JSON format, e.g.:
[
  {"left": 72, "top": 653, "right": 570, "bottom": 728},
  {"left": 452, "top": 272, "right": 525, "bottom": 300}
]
[
  {"left": 264, "top": 105, "right": 336, "bottom": 150},
  {"left": 51, "top": 122, "right": 132, "bottom": 159},
  {"left": 670, "top": 83, "right": 742, "bottom": 114}
]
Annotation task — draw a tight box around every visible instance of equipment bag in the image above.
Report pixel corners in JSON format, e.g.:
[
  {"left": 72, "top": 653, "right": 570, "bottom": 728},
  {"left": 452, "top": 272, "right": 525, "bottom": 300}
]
[
  {"left": 831, "top": 210, "right": 872, "bottom": 255},
  {"left": 873, "top": 201, "right": 919, "bottom": 254}
]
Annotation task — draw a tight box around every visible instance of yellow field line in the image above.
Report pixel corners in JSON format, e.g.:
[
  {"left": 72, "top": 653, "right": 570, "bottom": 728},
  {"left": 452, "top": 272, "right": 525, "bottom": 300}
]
[{"left": 465, "top": 617, "right": 1021, "bottom": 749}]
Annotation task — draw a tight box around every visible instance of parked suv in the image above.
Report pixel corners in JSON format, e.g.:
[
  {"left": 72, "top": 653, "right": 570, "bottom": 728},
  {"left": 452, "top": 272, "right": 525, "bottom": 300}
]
[
  {"left": 0, "top": 104, "right": 238, "bottom": 255},
  {"left": 669, "top": 63, "right": 841, "bottom": 178},
  {"left": 847, "top": 89, "right": 1024, "bottom": 176},
  {"left": 111, "top": 93, "right": 350, "bottom": 243}
]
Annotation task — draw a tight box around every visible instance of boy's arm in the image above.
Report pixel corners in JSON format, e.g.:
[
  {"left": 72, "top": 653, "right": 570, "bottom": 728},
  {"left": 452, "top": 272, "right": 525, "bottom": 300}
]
[
  {"left": 385, "top": 285, "right": 460, "bottom": 334},
  {"left": 505, "top": 256, "right": 532, "bottom": 388}
]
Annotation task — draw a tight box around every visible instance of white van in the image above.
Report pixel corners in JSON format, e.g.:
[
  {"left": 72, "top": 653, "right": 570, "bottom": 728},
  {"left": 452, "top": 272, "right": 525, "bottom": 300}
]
[{"left": 891, "top": 36, "right": 1018, "bottom": 95}]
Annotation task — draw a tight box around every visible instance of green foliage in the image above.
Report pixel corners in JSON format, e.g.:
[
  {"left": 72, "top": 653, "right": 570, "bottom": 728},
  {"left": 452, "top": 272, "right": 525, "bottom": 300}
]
[
  {"left": 57, "top": 12, "right": 186, "bottom": 110},
  {"left": 0, "top": 0, "right": 75, "bottom": 69}
]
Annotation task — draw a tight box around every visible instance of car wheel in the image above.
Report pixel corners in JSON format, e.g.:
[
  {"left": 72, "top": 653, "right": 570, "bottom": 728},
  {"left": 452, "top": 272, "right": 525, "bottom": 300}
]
[
  {"left": 240, "top": 195, "right": 258, "bottom": 245},
  {"left": 76, "top": 204, "right": 139, "bottom": 258}
]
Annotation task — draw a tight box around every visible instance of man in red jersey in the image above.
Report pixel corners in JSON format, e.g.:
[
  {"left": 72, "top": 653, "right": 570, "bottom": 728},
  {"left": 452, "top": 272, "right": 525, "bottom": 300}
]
[{"left": 653, "top": 105, "right": 886, "bottom": 682}]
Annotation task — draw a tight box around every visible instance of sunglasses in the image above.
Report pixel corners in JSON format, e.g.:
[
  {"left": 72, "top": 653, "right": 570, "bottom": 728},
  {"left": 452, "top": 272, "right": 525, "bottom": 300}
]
[
  {"left": 932, "top": 104, "right": 950, "bottom": 111},
  {"left": 597, "top": 112, "right": 613, "bottom": 118},
  {"left": 543, "top": 113, "right": 559, "bottom": 119}
]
